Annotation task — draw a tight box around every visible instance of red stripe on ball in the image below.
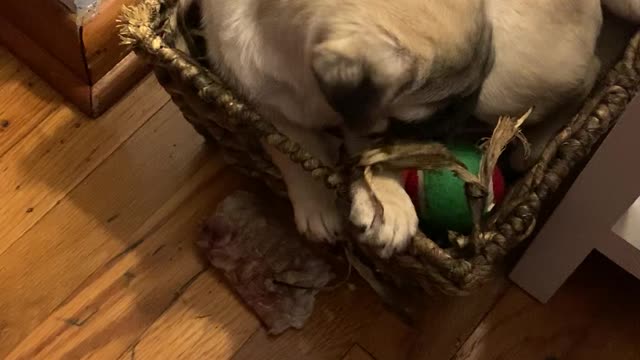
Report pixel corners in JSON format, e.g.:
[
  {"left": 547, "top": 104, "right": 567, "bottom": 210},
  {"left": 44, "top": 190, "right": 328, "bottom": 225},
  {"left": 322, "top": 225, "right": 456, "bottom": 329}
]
[
  {"left": 492, "top": 166, "right": 506, "bottom": 205},
  {"left": 403, "top": 169, "right": 420, "bottom": 208}
]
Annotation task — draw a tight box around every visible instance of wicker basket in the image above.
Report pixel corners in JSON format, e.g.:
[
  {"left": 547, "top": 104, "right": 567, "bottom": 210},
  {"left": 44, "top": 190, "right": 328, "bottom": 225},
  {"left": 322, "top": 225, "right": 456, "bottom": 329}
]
[{"left": 120, "top": 0, "right": 640, "bottom": 297}]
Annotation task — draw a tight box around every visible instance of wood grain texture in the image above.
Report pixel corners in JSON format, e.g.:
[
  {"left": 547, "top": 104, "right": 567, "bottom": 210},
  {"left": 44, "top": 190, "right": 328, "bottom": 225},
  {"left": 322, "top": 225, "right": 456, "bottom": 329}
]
[
  {"left": 0, "top": 0, "right": 148, "bottom": 117},
  {"left": 453, "top": 254, "right": 627, "bottom": 360},
  {"left": 90, "top": 53, "right": 150, "bottom": 117},
  {"left": 356, "top": 310, "right": 415, "bottom": 360},
  {"left": 82, "top": 0, "right": 141, "bottom": 84},
  {"left": 0, "top": 48, "right": 23, "bottom": 84},
  {"left": 408, "top": 278, "right": 509, "bottom": 360},
  {"left": 0, "top": 75, "right": 168, "bottom": 256},
  {"left": 0, "top": 20, "right": 92, "bottom": 114},
  {"left": 0, "top": 50, "right": 63, "bottom": 158},
  {"left": 0, "top": 102, "right": 211, "bottom": 358},
  {"left": 231, "top": 280, "right": 384, "bottom": 360},
  {"left": 118, "top": 271, "right": 260, "bottom": 360},
  {"left": 7, "top": 168, "right": 240, "bottom": 360},
  {"left": 0, "top": 0, "right": 86, "bottom": 81},
  {"left": 342, "top": 345, "right": 376, "bottom": 360},
  {"left": 563, "top": 266, "right": 640, "bottom": 360},
  {"left": 1, "top": 0, "right": 139, "bottom": 85}
]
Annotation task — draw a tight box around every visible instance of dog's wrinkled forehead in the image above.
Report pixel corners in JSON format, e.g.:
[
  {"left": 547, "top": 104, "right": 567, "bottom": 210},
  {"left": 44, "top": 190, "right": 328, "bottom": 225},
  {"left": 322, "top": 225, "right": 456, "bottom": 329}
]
[{"left": 312, "top": 1, "right": 493, "bottom": 135}]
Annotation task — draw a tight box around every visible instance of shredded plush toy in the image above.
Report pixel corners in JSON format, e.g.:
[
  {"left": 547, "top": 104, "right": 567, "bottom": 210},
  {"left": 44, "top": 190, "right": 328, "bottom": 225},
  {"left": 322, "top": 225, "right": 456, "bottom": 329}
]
[{"left": 199, "top": 191, "right": 334, "bottom": 335}]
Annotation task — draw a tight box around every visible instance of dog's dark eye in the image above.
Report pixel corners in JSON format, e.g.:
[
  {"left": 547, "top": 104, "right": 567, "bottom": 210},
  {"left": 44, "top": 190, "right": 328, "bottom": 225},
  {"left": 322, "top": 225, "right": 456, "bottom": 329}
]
[
  {"left": 366, "top": 130, "right": 386, "bottom": 140},
  {"left": 387, "top": 116, "right": 452, "bottom": 141},
  {"left": 388, "top": 117, "right": 426, "bottom": 132}
]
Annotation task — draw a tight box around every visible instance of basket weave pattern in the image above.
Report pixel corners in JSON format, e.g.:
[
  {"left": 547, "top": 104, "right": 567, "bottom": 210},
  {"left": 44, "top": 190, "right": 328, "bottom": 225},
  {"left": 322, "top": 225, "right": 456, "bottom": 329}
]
[{"left": 120, "top": 0, "right": 640, "bottom": 295}]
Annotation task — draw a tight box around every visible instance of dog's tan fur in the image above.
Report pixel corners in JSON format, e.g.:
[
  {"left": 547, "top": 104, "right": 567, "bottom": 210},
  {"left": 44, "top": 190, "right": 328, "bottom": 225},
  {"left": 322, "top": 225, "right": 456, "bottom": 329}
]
[
  {"left": 190, "top": 0, "right": 492, "bottom": 257},
  {"left": 182, "top": 0, "right": 609, "bottom": 256},
  {"left": 476, "top": 0, "right": 603, "bottom": 126},
  {"left": 477, "top": 0, "right": 603, "bottom": 171},
  {"left": 201, "top": 0, "right": 492, "bottom": 133}
]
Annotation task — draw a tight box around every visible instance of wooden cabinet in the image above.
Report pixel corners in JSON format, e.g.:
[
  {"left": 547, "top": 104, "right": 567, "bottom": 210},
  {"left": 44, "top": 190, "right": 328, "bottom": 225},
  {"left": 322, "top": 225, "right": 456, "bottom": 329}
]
[{"left": 0, "top": 0, "right": 149, "bottom": 117}]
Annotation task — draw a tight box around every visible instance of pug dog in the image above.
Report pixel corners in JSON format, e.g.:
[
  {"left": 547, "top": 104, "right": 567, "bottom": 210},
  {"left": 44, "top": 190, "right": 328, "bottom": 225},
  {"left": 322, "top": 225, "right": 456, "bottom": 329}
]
[{"left": 177, "top": 0, "right": 494, "bottom": 257}]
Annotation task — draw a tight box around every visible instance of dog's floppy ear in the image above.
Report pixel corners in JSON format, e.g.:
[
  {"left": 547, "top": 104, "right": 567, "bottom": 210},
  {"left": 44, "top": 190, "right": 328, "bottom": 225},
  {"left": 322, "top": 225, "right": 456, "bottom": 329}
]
[{"left": 311, "top": 46, "right": 382, "bottom": 128}]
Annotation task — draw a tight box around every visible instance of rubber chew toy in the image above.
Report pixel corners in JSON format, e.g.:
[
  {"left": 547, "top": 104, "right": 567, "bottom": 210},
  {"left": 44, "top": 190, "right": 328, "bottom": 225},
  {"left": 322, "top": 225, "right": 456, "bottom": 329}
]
[{"left": 403, "top": 144, "right": 505, "bottom": 237}]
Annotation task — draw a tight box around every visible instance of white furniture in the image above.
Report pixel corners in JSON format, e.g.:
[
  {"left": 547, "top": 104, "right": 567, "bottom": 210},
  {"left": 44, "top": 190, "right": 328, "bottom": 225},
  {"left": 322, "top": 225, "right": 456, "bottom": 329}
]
[{"left": 510, "top": 96, "right": 640, "bottom": 303}]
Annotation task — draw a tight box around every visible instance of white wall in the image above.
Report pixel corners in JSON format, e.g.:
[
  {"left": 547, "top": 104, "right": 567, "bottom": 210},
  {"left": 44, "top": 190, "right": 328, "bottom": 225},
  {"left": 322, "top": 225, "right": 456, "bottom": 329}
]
[{"left": 612, "top": 196, "right": 640, "bottom": 250}]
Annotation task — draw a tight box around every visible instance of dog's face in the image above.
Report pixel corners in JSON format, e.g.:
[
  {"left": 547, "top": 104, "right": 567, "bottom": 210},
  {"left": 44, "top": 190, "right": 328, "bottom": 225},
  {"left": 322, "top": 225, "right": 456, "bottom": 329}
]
[{"left": 311, "top": 0, "right": 493, "bottom": 136}]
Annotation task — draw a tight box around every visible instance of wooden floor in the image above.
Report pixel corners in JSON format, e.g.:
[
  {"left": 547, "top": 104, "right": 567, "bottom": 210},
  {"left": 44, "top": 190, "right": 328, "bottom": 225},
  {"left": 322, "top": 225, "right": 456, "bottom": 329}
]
[{"left": 2, "top": 46, "right": 640, "bottom": 360}]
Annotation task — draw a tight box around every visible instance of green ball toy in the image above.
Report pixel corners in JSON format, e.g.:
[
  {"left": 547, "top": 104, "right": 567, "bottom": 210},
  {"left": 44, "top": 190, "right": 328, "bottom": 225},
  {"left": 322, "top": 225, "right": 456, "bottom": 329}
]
[{"left": 402, "top": 144, "right": 505, "bottom": 238}]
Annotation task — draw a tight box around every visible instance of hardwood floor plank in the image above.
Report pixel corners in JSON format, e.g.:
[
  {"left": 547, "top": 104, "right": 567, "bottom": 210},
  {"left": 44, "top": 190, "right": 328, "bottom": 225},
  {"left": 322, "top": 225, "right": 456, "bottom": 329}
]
[
  {"left": 0, "top": 102, "right": 218, "bottom": 358},
  {"left": 407, "top": 278, "right": 509, "bottom": 360},
  {"left": 354, "top": 278, "right": 508, "bottom": 360},
  {"left": 0, "top": 49, "right": 62, "bottom": 158},
  {"left": 452, "top": 255, "right": 620, "bottom": 360},
  {"left": 343, "top": 345, "right": 376, "bottom": 360},
  {"left": 231, "top": 279, "right": 384, "bottom": 360},
  {"left": 562, "top": 260, "right": 640, "bottom": 360},
  {"left": 117, "top": 270, "right": 260, "bottom": 360},
  {"left": 357, "top": 310, "right": 415, "bottom": 360},
  {"left": 0, "top": 75, "right": 169, "bottom": 255},
  {"left": 6, "top": 167, "right": 242, "bottom": 360},
  {"left": 0, "top": 48, "right": 22, "bottom": 82}
]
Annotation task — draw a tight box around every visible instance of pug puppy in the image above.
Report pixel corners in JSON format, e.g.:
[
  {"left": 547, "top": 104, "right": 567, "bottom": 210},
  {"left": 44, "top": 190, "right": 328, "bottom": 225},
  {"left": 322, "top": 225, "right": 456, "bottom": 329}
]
[{"left": 180, "top": 0, "right": 494, "bottom": 257}]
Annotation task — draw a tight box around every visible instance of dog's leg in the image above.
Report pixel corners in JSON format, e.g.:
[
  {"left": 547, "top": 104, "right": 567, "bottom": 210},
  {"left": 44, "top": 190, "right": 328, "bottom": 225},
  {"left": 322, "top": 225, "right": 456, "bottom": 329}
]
[
  {"left": 262, "top": 118, "right": 343, "bottom": 243},
  {"left": 350, "top": 172, "right": 419, "bottom": 258},
  {"left": 343, "top": 132, "right": 418, "bottom": 258},
  {"left": 266, "top": 146, "right": 343, "bottom": 243}
]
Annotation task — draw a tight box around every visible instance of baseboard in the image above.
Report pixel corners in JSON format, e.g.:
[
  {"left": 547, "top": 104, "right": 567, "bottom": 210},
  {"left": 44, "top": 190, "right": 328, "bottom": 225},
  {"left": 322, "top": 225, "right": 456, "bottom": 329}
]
[
  {"left": 82, "top": 0, "right": 142, "bottom": 84},
  {"left": 91, "top": 52, "right": 149, "bottom": 116}
]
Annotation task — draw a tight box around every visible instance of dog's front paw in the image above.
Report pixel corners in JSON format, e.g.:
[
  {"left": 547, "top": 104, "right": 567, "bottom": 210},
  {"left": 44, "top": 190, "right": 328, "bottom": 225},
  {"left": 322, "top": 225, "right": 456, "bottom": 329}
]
[
  {"left": 350, "top": 175, "right": 418, "bottom": 258},
  {"left": 291, "top": 188, "right": 343, "bottom": 243}
]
